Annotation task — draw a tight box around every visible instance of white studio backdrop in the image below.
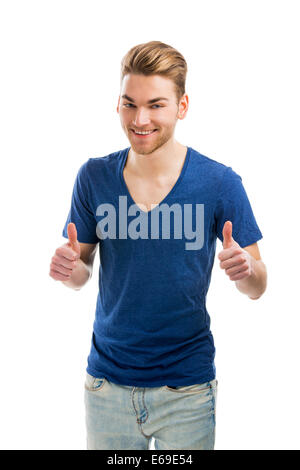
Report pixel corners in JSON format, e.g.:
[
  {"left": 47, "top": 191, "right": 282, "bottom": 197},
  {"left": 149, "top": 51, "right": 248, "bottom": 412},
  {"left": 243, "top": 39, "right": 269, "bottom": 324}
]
[{"left": 0, "top": 0, "right": 299, "bottom": 450}]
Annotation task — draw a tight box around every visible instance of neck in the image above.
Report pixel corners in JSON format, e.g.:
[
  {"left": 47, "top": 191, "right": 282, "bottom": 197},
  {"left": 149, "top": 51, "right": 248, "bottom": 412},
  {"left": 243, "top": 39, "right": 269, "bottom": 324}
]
[{"left": 126, "top": 139, "right": 187, "bottom": 179}]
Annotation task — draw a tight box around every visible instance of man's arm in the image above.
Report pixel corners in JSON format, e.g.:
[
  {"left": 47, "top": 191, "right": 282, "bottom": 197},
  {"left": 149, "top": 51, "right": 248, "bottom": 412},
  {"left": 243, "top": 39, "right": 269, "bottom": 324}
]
[
  {"left": 62, "top": 241, "right": 98, "bottom": 290},
  {"left": 234, "top": 242, "right": 267, "bottom": 300},
  {"left": 218, "top": 221, "right": 267, "bottom": 300}
]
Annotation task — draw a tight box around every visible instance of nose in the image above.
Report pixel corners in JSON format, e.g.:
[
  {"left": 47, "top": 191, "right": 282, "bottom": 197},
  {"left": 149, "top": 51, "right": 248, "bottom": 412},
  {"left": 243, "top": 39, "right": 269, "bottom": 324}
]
[{"left": 132, "top": 108, "right": 151, "bottom": 128}]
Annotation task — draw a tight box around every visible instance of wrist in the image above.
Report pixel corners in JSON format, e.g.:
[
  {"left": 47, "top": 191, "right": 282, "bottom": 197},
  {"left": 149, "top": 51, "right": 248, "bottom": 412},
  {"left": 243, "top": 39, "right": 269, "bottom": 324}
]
[{"left": 62, "top": 258, "right": 90, "bottom": 290}]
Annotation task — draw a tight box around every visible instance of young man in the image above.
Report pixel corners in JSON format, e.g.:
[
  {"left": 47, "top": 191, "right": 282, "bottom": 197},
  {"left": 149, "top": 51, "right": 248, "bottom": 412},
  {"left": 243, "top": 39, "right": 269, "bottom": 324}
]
[{"left": 50, "top": 41, "right": 267, "bottom": 450}]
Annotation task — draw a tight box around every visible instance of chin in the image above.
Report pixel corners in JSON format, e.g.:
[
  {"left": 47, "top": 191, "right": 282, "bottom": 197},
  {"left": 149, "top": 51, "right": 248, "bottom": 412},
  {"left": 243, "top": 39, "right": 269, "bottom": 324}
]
[{"left": 131, "top": 146, "right": 155, "bottom": 156}]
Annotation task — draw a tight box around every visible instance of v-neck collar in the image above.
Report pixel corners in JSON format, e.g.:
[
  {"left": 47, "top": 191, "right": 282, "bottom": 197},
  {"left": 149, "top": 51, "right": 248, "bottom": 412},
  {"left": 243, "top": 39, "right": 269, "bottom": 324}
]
[{"left": 119, "top": 146, "right": 191, "bottom": 214}]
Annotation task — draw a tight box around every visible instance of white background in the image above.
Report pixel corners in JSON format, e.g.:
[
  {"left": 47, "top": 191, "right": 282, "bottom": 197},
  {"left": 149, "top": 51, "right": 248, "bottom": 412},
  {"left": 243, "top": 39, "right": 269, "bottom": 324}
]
[{"left": 0, "top": 0, "right": 299, "bottom": 450}]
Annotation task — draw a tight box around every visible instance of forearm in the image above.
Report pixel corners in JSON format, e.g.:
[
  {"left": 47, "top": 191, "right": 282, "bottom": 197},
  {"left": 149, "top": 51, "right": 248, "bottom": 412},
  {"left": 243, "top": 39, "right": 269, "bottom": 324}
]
[
  {"left": 62, "top": 258, "right": 92, "bottom": 290},
  {"left": 235, "top": 258, "right": 267, "bottom": 300}
]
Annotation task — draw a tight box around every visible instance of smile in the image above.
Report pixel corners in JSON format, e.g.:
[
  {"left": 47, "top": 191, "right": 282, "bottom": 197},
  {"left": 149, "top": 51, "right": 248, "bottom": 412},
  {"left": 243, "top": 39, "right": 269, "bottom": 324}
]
[{"left": 131, "top": 129, "right": 157, "bottom": 137}]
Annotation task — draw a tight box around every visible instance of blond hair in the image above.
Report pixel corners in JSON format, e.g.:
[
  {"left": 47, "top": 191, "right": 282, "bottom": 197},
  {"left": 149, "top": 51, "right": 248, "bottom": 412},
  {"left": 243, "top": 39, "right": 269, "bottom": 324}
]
[{"left": 120, "top": 41, "right": 188, "bottom": 106}]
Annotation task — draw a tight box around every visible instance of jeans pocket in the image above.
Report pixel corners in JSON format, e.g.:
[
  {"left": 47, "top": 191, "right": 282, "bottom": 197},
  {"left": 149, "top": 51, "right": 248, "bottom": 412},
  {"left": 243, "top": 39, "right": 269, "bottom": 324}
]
[
  {"left": 165, "top": 379, "right": 217, "bottom": 394},
  {"left": 84, "top": 372, "right": 107, "bottom": 392}
]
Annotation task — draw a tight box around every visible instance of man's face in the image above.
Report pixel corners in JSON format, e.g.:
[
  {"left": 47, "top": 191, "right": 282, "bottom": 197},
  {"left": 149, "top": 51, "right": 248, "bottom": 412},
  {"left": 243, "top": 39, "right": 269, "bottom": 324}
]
[{"left": 117, "top": 74, "right": 187, "bottom": 155}]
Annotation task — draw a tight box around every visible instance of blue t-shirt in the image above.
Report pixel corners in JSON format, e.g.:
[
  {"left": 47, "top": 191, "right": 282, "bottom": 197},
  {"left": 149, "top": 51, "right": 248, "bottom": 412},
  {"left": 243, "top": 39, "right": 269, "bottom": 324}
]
[{"left": 62, "top": 146, "right": 263, "bottom": 387}]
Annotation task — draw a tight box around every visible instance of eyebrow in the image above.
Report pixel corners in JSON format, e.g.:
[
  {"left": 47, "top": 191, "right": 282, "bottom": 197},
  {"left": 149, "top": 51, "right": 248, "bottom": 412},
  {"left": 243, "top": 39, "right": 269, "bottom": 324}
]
[{"left": 121, "top": 94, "right": 169, "bottom": 104}]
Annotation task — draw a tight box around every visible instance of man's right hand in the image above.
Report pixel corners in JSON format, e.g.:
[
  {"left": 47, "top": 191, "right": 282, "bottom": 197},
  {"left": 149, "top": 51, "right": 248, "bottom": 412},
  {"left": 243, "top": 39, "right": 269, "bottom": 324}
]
[{"left": 49, "top": 223, "right": 81, "bottom": 281}]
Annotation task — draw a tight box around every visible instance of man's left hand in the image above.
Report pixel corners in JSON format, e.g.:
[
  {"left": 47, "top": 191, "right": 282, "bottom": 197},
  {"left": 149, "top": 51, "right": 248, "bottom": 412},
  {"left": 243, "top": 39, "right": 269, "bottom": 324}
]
[{"left": 218, "top": 220, "right": 253, "bottom": 281}]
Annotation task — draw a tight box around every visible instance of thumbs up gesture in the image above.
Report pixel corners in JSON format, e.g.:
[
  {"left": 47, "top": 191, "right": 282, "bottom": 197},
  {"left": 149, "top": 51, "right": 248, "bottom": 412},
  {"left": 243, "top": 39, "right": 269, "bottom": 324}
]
[
  {"left": 49, "top": 223, "right": 81, "bottom": 282},
  {"left": 67, "top": 222, "right": 81, "bottom": 258},
  {"left": 218, "top": 221, "right": 253, "bottom": 281}
]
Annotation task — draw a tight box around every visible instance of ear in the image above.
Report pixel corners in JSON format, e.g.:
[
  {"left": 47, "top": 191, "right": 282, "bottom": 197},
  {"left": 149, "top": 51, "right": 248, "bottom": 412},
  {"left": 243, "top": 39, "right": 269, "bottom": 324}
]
[
  {"left": 178, "top": 93, "right": 189, "bottom": 120},
  {"left": 116, "top": 96, "right": 120, "bottom": 114}
]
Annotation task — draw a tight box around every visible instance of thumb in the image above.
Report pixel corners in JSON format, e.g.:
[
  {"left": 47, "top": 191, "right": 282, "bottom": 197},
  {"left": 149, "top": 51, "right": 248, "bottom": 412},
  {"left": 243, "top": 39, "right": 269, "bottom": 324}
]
[
  {"left": 67, "top": 222, "right": 80, "bottom": 256},
  {"left": 222, "top": 220, "right": 234, "bottom": 249}
]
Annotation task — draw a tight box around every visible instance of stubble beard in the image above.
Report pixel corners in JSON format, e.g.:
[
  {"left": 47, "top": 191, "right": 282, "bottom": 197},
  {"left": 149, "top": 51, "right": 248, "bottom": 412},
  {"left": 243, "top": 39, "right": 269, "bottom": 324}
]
[{"left": 128, "top": 127, "right": 175, "bottom": 156}]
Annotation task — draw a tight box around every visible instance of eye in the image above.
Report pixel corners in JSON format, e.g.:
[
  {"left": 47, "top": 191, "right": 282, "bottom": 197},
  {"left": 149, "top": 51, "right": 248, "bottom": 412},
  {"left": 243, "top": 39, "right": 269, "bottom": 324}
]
[{"left": 123, "top": 103, "right": 162, "bottom": 109}]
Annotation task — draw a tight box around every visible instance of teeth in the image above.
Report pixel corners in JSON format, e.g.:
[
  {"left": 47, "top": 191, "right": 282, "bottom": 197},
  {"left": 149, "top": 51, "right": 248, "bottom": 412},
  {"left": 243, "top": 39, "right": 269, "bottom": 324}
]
[{"left": 134, "top": 130, "right": 154, "bottom": 135}]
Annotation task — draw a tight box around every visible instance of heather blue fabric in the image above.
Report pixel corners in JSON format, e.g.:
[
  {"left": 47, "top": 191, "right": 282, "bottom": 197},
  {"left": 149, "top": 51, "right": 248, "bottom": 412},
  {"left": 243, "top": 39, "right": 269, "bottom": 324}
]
[{"left": 62, "top": 146, "right": 263, "bottom": 387}]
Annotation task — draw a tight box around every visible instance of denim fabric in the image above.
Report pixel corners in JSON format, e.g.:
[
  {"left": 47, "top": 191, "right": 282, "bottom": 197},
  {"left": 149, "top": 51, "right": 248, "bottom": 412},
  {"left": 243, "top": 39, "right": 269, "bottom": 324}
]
[{"left": 84, "top": 372, "right": 218, "bottom": 450}]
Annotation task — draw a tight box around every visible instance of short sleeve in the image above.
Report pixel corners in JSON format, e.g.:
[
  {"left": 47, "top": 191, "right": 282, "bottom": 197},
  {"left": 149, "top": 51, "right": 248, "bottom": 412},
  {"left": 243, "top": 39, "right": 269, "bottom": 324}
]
[
  {"left": 214, "top": 167, "right": 263, "bottom": 248},
  {"left": 62, "top": 161, "right": 99, "bottom": 244}
]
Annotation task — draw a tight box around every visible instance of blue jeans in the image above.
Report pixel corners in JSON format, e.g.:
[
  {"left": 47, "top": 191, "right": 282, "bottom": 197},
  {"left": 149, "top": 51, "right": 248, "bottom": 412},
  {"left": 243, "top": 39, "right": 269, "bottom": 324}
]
[{"left": 84, "top": 372, "right": 218, "bottom": 450}]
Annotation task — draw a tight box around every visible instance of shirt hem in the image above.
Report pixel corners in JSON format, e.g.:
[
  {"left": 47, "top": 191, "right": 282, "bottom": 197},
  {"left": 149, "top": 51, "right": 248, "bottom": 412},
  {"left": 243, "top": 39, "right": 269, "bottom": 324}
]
[{"left": 86, "top": 366, "right": 216, "bottom": 388}]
